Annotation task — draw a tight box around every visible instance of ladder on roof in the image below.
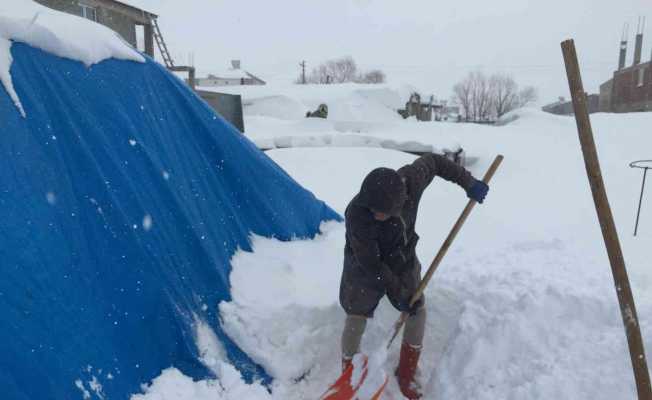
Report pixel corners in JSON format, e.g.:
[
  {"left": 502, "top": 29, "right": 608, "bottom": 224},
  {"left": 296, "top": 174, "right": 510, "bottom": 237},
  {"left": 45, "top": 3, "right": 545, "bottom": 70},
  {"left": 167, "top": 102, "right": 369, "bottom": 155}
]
[{"left": 151, "top": 18, "right": 174, "bottom": 68}]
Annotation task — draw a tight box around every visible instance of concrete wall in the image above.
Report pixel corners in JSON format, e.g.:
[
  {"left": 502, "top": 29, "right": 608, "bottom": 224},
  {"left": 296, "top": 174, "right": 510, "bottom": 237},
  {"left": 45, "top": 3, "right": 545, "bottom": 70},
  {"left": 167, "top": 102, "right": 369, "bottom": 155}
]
[
  {"left": 35, "top": 0, "right": 152, "bottom": 51},
  {"left": 196, "top": 90, "right": 245, "bottom": 133}
]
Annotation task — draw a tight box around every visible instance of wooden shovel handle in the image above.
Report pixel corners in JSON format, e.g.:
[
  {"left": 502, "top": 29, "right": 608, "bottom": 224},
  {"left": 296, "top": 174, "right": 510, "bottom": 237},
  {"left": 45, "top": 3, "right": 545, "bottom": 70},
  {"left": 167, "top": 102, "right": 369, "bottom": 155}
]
[{"left": 387, "top": 154, "right": 504, "bottom": 349}]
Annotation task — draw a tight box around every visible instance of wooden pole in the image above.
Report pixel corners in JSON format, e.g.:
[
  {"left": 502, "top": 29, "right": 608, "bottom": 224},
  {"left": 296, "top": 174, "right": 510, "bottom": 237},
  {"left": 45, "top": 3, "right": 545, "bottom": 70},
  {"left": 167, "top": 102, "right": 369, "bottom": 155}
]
[
  {"left": 561, "top": 39, "right": 652, "bottom": 400},
  {"left": 387, "top": 155, "right": 504, "bottom": 349}
]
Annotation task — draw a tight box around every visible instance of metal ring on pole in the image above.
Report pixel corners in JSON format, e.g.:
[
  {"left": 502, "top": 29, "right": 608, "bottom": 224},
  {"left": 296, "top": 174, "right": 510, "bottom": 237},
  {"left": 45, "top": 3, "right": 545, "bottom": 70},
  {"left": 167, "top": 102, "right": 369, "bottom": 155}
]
[
  {"left": 630, "top": 160, "right": 652, "bottom": 236},
  {"left": 629, "top": 160, "right": 652, "bottom": 169}
]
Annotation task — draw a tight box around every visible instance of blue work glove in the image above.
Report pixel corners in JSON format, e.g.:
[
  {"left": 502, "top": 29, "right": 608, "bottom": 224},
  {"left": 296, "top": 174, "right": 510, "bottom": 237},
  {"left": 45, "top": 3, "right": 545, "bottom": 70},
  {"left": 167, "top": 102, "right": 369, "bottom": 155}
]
[
  {"left": 467, "top": 179, "right": 489, "bottom": 203},
  {"left": 398, "top": 294, "right": 423, "bottom": 315}
]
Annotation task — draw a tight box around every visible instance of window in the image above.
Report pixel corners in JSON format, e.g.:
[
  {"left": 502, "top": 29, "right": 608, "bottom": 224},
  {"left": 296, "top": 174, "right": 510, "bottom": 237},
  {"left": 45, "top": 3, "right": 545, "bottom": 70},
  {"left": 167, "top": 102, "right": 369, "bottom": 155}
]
[
  {"left": 79, "top": 4, "right": 97, "bottom": 22},
  {"left": 637, "top": 68, "right": 646, "bottom": 87}
]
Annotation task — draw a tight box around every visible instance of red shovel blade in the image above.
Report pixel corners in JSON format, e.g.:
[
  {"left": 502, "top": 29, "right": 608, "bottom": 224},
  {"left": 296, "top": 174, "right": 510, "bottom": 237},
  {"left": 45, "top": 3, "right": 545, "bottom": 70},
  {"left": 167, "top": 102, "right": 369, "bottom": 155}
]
[{"left": 318, "top": 355, "right": 369, "bottom": 400}]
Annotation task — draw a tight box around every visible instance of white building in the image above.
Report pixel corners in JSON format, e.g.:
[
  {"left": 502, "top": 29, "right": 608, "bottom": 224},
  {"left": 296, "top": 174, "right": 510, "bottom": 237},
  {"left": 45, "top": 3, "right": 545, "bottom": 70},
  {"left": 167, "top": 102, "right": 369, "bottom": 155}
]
[{"left": 196, "top": 60, "right": 266, "bottom": 87}]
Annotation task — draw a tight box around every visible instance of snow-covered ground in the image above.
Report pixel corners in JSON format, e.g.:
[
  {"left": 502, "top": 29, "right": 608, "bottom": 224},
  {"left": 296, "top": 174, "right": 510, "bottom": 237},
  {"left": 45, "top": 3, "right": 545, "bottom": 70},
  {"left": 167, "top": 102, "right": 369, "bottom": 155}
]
[{"left": 132, "top": 83, "right": 652, "bottom": 399}]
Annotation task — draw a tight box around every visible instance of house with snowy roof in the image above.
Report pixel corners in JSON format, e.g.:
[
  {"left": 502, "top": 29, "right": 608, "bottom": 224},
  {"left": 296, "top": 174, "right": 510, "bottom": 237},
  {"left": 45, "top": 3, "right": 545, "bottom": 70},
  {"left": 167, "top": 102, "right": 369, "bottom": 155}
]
[{"left": 197, "top": 60, "right": 266, "bottom": 87}]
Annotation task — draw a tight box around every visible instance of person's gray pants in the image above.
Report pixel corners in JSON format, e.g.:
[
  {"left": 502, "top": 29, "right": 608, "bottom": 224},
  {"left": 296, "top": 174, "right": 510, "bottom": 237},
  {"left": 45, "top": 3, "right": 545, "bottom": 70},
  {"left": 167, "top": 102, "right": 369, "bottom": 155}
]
[{"left": 341, "top": 305, "right": 426, "bottom": 359}]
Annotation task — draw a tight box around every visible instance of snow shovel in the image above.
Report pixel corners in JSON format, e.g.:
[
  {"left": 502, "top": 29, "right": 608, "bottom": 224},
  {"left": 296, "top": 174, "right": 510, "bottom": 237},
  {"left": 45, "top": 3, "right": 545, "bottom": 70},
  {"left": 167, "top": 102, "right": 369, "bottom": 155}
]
[
  {"left": 318, "top": 354, "right": 387, "bottom": 400},
  {"left": 387, "top": 154, "right": 504, "bottom": 349}
]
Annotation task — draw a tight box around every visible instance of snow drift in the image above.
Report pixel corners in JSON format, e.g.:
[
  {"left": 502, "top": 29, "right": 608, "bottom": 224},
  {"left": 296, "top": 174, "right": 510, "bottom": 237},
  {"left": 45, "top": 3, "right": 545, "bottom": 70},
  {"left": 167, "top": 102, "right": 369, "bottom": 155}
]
[{"left": 0, "top": 36, "right": 339, "bottom": 400}]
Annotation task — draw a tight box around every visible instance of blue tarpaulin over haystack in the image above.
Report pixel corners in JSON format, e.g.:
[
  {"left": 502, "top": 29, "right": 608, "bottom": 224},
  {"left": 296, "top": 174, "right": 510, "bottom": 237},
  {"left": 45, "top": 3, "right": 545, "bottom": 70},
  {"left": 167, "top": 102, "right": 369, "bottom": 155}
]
[{"left": 0, "top": 43, "right": 340, "bottom": 400}]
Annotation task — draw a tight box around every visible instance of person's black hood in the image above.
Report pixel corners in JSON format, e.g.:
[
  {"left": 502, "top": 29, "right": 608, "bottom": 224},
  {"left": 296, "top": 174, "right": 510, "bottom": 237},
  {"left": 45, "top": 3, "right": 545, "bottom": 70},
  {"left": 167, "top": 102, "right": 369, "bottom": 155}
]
[{"left": 356, "top": 167, "right": 407, "bottom": 216}]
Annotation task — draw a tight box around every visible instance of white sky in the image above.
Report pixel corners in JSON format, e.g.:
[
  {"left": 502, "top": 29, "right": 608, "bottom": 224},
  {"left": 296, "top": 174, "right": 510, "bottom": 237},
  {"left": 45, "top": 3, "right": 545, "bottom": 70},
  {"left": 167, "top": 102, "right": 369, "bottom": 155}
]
[{"left": 129, "top": 0, "right": 650, "bottom": 103}]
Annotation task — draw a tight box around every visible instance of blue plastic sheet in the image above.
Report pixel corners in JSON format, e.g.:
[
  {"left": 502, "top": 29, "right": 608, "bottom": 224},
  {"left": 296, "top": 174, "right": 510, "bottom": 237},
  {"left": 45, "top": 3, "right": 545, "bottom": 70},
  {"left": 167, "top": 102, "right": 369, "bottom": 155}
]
[{"left": 0, "top": 43, "right": 340, "bottom": 400}]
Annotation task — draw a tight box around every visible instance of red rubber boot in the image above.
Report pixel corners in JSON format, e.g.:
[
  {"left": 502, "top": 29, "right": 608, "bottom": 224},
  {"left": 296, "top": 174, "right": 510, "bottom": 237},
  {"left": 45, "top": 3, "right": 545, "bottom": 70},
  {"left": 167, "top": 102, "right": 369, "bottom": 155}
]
[{"left": 395, "top": 342, "right": 422, "bottom": 399}]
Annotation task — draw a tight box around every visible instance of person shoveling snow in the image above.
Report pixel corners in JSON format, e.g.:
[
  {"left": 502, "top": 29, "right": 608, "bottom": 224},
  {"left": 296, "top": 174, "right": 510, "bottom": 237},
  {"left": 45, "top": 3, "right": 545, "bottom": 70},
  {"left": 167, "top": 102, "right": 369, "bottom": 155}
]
[{"left": 338, "top": 153, "right": 489, "bottom": 399}]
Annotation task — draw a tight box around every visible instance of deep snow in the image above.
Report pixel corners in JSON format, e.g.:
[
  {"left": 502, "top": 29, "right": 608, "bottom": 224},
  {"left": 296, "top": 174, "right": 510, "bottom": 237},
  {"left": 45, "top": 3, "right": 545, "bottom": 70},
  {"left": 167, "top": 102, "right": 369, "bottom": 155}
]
[{"left": 132, "top": 83, "right": 652, "bottom": 399}]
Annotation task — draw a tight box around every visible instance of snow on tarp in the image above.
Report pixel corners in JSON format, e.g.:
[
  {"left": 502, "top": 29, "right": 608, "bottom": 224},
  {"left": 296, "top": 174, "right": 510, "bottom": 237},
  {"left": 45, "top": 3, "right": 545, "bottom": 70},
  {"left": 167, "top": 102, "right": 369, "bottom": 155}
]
[
  {"left": 0, "top": 1, "right": 145, "bottom": 118},
  {"left": 0, "top": 41, "right": 340, "bottom": 400}
]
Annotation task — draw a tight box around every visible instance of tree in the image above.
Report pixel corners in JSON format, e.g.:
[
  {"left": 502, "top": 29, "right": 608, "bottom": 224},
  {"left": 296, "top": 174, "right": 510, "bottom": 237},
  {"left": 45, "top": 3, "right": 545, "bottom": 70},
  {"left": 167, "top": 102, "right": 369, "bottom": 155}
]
[
  {"left": 453, "top": 79, "right": 472, "bottom": 121},
  {"left": 517, "top": 86, "right": 538, "bottom": 107},
  {"left": 490, "top": 73, "right": 519, "bottom": 118},
  {"left": 358, "top": 69, "right": 386, "bottom": 84},
  {"left": 452, "top": 71, "right": 539, "bottom": 121},
  {"left": 301, "top": 56, "right": 385, "bottom": 85}
]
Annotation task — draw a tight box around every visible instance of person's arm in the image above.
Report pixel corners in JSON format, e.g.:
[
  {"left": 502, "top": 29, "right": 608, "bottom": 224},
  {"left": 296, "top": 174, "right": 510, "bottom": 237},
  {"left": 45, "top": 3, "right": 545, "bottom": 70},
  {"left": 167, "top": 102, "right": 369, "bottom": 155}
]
[
  {"left": 400, "top": 153, "right": 474, "bottom": 192},
  {"left": 399, "top": 153, "right": 488, "bottom": 203}
]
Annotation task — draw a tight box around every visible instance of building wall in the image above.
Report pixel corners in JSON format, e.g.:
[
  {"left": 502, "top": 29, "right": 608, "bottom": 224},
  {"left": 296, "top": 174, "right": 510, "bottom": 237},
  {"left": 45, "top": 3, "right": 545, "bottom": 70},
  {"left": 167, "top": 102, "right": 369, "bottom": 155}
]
[
  {"left": 542, "top": 94, "right": 600, "bottom": 115},
  {"left": 599, "top": 79, "right": 613, "bottom": 112},
  {"left": 610, "top": 61, "right": 652, "bottom": 113},
  {"left": 35, "top": 0, "right": 144, "bottom": 49}
]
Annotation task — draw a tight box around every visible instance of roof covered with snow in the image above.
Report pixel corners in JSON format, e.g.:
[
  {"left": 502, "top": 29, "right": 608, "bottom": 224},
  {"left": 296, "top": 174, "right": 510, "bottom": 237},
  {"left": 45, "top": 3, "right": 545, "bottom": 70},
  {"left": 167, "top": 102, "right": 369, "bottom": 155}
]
[{"left": 207, "top": 69, "right": 255, "bottom": 80}]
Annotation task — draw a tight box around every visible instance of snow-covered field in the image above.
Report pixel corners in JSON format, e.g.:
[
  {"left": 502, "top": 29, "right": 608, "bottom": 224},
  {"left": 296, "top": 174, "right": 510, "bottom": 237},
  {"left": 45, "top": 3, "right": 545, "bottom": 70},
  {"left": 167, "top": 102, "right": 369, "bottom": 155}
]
[{"left": 132, "top": 84, "right": 652, "bottom": 399}]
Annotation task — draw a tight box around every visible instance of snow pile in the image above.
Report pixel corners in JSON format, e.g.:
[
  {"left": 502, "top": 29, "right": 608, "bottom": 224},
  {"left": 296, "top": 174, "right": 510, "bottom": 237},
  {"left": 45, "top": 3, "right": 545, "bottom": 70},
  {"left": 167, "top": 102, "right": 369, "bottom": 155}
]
[
  {"left": 242, "top": 95, "right": 307, "bottom": 120},
  {"left": 0, "top": 0, "right": 144, "bottom": 116},
  {"left": 132, "top": 367, "right": 271, "bottom": 400},
  {"left": 254, "top": 133, "right": 456, "bottom": 156},
  {"left": 209, "top": 83, "right": 406, "bottom": 122}
]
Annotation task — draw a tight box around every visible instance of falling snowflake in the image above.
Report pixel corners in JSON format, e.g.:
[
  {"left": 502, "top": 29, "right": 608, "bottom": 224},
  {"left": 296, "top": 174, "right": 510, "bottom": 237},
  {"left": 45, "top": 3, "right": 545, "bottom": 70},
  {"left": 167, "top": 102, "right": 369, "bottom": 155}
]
[
  {"left": 142, "top": 214, "right": 153, "bottom": 231},
  {"left": 46, "top": 192, "right": 56, "bottom": 205}
]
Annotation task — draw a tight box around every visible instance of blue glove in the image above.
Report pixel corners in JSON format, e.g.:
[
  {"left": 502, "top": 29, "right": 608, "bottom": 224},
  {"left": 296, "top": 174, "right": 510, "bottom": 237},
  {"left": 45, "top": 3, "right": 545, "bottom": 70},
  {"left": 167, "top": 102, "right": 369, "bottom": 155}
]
[{"left": 467, "top": 180, "right": 489, "bottom": 203}]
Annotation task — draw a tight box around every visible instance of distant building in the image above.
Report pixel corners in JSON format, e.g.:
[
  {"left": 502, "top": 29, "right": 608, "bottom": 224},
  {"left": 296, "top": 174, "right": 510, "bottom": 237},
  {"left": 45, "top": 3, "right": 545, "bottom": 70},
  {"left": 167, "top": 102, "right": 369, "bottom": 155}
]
[
  {"left": 35, "top": 0, "right": 157, "bottom": 57},
  {"left": 196, "top": 61, "right": 266, "bottom": 87},
  {"left": 542, "top": 95, "right": 600, "bottom": 115},
  {"left": 399, "top": 93, "right": 438, "bottom": 121},
  {"left": 599, "top": 24, "right": 652, "bottom": 113}
]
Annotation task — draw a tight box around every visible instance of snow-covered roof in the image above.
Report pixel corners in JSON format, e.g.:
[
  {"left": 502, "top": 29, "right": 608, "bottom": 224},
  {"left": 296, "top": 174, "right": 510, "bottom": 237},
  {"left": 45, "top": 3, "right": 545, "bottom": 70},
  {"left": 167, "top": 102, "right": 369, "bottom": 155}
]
[
  {"left": 0, "top": 0, "right": 144, "bottom": 117},
  {"left": 208, "top": 69, "right": 254, "bottom": 80}
]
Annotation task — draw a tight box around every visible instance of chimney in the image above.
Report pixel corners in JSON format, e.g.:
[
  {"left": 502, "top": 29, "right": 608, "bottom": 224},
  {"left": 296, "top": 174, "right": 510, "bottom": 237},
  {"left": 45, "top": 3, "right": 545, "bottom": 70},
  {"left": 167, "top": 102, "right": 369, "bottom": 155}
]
[
  {"left": 634, "top": 33, "right": 643, "bottom": 65},
  {"left": 633, "top": 17, "right": 645, "bottom": 65},
  {"left": 618, "top": 22, "right": 629, "bottom": 70},
  {"left": 618, "top": 42, "right": 627, "bottom": 70},
  {"left": 231, "top": 60, "right": 241, "bottom": 69}
]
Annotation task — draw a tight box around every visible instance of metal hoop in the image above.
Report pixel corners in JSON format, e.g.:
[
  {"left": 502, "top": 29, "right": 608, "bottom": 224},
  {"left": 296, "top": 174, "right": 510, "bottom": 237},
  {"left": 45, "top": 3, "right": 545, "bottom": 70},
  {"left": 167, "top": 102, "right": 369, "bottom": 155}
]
[{"left": 629, "top": 160, "right": 652, "bottom": 169}]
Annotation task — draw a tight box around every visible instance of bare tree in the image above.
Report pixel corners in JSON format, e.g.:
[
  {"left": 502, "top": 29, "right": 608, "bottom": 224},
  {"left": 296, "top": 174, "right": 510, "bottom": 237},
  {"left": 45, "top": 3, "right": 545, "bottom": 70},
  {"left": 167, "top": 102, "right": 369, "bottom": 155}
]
[
  {"left": 453, "top": 79, "right": 472, "bottom": 121},
  {"left": 303, "top": 56, "right": 386, "bottom": 85},
  {"left": 490, "top": 73, "right": 519, "bottom": 118},
  {"left": 358, "top": 69, "right": 386, "bottom": 84},
  {"left": 517, "top": 86, "right": 538, "bottom": 107},
  {"left": 453, "top": 71, "right": 539, "bottom": 121},
  {"left": 331, "top": 57, "right": 358, "bottom": 83}
]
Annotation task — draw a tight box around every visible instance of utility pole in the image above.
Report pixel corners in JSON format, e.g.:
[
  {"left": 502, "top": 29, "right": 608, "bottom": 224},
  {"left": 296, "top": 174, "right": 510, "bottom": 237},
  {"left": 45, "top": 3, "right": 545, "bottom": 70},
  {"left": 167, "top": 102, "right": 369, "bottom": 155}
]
[{"left": 299, "top": 60, "right": 306, "bottom": 84}]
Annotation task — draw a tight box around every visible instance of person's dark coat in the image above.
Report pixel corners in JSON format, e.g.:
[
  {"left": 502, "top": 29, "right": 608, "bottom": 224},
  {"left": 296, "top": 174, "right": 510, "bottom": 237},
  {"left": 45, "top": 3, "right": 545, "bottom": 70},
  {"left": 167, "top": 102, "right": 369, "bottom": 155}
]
[{"left": 340, "top": 153, "right": 475, "bottom": 317}]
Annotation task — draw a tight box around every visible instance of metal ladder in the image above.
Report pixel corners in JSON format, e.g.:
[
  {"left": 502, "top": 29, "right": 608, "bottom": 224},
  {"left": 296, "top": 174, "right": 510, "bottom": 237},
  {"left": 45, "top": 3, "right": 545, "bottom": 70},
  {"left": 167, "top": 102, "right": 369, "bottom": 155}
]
[{"left": 151, "top": 18, "right": 174, "bottom": 68}]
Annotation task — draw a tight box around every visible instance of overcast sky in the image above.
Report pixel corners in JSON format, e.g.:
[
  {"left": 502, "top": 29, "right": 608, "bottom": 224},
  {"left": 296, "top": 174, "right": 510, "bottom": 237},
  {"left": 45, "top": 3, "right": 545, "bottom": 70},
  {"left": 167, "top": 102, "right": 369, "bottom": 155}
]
[{"left": 131, "top": 0, "right": 649, "bottom": 102}]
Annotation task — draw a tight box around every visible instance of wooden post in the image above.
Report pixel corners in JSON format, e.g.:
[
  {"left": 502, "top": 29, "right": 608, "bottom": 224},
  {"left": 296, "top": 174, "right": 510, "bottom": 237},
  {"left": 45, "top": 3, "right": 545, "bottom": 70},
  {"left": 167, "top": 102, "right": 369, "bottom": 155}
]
[
  {"left": 143, "top": 23, "right": 155, "bottom": 58},
  {"left": 561, "top": 39, "right": 652, "bottom": 400}
]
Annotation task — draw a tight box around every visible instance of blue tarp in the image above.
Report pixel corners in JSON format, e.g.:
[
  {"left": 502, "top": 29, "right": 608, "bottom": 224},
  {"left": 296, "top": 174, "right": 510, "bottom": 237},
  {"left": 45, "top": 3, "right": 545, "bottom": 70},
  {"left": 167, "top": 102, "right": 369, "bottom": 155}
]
[{"left": 0, "top": 42, "right": 340, "bottom": 400}]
